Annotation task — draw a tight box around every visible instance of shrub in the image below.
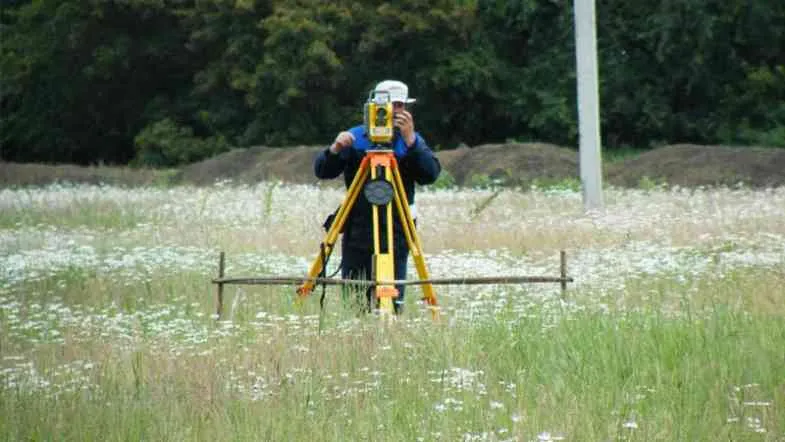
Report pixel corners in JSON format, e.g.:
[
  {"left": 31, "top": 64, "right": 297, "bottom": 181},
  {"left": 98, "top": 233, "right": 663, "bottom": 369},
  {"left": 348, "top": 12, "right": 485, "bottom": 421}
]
[
  {"left": 431, "top": 169, "right": 457, "bottom": 189},
  {"left": 133, "top": 119, "right": 230, "bottom": 167},
  {"left": 468, "top": 173, "right": 493, "bottom": 189}
]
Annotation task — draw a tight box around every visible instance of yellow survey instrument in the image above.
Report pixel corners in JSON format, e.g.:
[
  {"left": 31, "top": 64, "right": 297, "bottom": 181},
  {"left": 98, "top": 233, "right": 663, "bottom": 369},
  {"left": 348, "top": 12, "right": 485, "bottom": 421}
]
[{"left": 363, "top": 90, "right": 394, "bottom": 145}]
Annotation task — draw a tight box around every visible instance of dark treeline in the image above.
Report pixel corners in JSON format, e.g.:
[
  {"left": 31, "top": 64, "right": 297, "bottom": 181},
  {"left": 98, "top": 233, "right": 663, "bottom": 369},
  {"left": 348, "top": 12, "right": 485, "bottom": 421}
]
[{"left": 1, "top": 0, "right": 784, "bottom": 166}]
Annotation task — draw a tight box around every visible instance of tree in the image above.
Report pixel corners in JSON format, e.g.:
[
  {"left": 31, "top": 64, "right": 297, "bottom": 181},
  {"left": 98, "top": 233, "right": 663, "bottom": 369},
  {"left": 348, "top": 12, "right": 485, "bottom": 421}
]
[{"left": 1, "top": 0, "right": 196, "bottom": 164}]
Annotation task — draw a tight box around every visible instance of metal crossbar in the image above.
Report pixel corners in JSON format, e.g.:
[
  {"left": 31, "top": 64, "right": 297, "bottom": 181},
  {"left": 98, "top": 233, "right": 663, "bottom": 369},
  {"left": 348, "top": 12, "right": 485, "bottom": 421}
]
[
  {"left": 213, "top": 275, "right": 573, "bottom": 286},
  {"left": 211, "top": 250, "right": 573, "bottom": 320}
]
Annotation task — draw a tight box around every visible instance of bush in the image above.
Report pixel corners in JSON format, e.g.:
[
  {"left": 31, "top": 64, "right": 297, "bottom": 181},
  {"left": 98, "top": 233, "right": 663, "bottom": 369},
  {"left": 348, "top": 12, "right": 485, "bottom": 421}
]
[
  {"left": 431, "top": 169, "right": 457, "bottom": 189},
  {"left": 637, "top": 175, "right": 668, "bottom": 191},
  {"left": 468, "top": 173, "right": 495, "bottom": 189},
  {"left": 133, "top": 119, "right": 230, "bottom": 167},
  {"left": 742, "top": 127, "right": 785, "bottom": 148},
  {"left": 529, "top": 177, "right": 582, "bottom": 192}
]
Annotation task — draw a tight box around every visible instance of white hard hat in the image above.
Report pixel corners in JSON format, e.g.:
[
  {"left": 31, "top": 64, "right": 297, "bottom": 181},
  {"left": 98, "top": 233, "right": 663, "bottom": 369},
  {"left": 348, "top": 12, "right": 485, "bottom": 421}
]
[{"left": 373, "top": 80, "right": 416, "bottom": 104}]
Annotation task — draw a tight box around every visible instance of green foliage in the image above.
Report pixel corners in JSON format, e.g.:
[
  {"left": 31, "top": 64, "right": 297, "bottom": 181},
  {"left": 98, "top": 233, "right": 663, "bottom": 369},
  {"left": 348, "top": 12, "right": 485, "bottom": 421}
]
[
  {"left": 637, "top": 175, "right": 668, "bottom": 191},
  {"left": 530, "top": 176, "right": 582, "bottom": 192},
  {"left": 597, "top": 1, "right": 785, "bottom": 149},
  {"left": 2, "top": 0, "right": 784, "bottom": 166},
  {"left": 430, "top": 168, "right": 457, "bottom": 190},
  {"left": 151, "top": 169, "right": 184, "bottom": 187},
  {"left": 1, "top": 0, "right": 196, "bottom": 164},
  {"left": 175, "top": 0, "right": 274, "bottom": 147},
  {"left": 718, "top": 65, "right": 785, "bottom": 147},
  {"left": 743, "top": 127, "right": 785, "bottom": 148},
  {"left": 468, "top": 173, "right": 493, "bottom": 189},
  {"left": 133, "top": 119, "right": 230, "bottom": 167},
  {"left": 603, "top": 146, "right": 648, "bottom": 163}
]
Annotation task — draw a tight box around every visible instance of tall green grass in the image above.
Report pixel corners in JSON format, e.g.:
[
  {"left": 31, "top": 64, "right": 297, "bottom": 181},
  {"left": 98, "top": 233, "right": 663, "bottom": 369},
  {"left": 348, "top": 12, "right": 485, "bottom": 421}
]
[{"left": 2, "top": 269, "right": 783, "bottom": 441}]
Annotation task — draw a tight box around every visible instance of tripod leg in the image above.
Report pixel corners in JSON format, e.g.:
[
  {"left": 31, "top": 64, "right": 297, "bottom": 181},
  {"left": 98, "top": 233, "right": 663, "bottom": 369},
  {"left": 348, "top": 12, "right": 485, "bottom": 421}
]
[
  {"left": 370, "top": 161, "right": 398, "bottom": 316},
  {"left": 390, "top": 163, "right": 438, "bottom": 318},
  {"left": 297, "top": 157, "right": 370, "bottom": 297}
]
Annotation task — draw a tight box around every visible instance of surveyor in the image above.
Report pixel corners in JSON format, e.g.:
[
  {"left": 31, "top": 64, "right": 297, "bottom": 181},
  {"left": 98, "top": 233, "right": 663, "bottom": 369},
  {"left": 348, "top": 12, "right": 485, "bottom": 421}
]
[{"left": 313, "top": 80, "right": 441, "bottom": 314}]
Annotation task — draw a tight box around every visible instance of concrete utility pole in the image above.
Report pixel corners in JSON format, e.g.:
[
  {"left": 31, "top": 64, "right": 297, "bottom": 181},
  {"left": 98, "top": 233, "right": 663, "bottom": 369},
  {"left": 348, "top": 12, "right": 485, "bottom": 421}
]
[{"left": 573, "top": 0, "right": 604, "bottom": 210}]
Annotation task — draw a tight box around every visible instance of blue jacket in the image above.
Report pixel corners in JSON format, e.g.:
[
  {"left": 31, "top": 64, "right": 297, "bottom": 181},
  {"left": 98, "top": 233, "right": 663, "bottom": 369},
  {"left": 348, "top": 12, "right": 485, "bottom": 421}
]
[{"left": 314, "top": 125, "right": 441, "bottom": 250}]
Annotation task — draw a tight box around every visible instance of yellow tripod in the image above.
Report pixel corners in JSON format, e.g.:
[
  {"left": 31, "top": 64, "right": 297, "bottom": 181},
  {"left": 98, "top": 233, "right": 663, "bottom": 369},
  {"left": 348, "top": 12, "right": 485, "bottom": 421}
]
[{"left": 297, "top": 150, "right": 438, "bottom": 319}]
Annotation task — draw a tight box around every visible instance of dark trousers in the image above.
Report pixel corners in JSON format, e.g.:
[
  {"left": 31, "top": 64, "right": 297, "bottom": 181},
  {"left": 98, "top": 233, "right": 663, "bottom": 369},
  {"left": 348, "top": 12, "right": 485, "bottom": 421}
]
[{"left": 341, "top": 240, "right": 408, "bottom": 313}]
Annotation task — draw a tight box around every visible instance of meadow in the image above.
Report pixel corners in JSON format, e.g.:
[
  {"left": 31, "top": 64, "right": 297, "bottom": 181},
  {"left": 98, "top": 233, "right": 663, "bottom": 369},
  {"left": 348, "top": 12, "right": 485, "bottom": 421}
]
[{"left": 1, "top": 181, "right": 783, "bottom": 441}]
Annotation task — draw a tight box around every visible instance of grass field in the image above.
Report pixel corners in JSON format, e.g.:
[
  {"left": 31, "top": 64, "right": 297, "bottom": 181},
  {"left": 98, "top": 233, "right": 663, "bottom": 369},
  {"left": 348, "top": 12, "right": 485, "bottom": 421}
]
[{"left": 1, "top": 182, "right": 784, "bottom": 441}]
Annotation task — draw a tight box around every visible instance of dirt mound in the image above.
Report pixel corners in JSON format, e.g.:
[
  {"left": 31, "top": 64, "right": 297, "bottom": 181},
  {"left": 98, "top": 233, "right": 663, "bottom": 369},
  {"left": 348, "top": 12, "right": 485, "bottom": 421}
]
[
  {"left": 180, "top": 145, "right": 324, "bottom": 186},
  {"left": 605, "top": 144, "right": 785, "bottom": 188},
  {"left": 437, "top": 142, "right": 578, "bottom": 186},
  {"left": 179, "top": 142, "right": 580, "bottom": 187},
  {"left": 182, "top": 142, "right": 785, "bottom": 189},
  {"left": 2, "top": 143, "right": 784, "bottom": 188}
]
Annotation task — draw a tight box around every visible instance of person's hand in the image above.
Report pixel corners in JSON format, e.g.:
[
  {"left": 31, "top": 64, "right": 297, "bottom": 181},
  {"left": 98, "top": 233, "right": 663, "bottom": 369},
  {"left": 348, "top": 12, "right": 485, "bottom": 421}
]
[
  {"left": 394, "top": 110, "right": 416, "bottom": 147},
  {"left": 330, "top": 131, "right": 354, "bottom": 154}
]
